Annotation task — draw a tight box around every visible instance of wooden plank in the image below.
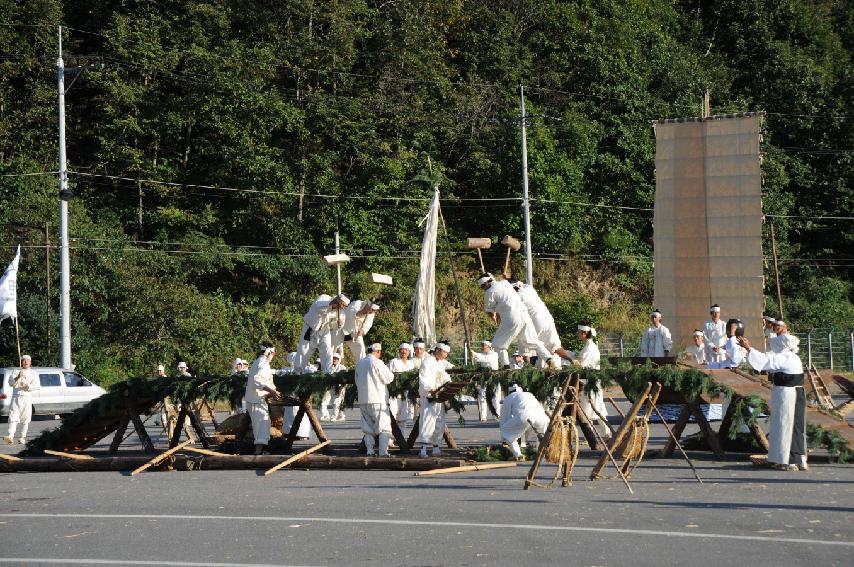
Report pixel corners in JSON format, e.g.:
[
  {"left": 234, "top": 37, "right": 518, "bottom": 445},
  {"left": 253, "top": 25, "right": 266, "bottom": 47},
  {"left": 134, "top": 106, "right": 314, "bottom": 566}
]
[
  {"left": 442, "top": 426, "right": 458, "bottom": 449},
  {"left": 130, "top": 440, "right": 192, "bottom": 476},
  {"left": 182, "top": 446, "right": 232, "bottom": 457},
  {"left": 44, "top": 450, "right": 94, "bottom": 461},
  {"left": 264, "top": 440, "right": 331, "bottom": 476},
  {"left": 415, "top": 462, "right": 517, "bottom": 476},
  {"left": 0, "top": 453, "right": 22, "bottom": 462}
]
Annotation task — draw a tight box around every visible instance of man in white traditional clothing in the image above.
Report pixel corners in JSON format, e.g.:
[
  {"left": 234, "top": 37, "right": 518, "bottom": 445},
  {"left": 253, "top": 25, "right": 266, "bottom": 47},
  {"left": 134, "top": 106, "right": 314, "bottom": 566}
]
[
  {"left": 328, "top": 352, "right": 349, "bottom": 421},
  {"left": 417, "top": 341, "right": 452, "bottom": 457},
  {"left": 684, "top": 330, "right": 707, "bottom": 365},
  {"left": 478, "top": 273, "right": 552, "bottom": 368},
  {"left": 738, "top": 333, "right": 807, "bottom": 471},
  {"left": 296, "top": 294, "right": 349, "bottom": 374},
  {"left": 411, "top": 338, "right": 427, "bottom": 369},
  {"left": 339, "top": 300, "right": 380, "bottom": 361},
  {"left": 500, "top": 384, "right": 550, "bottom": 460},
  {"left": 320, "top": 352, "right": 347, "bottom": 420},
  {"left": 388, "top": 343, "right": 415, "bottom": 422},
  {"left": 773, "top": 319, "right": 790, "bottom": 337},
  {"left": 354, "top": 343, "right": 396, "bottom": 456},
  {"left": 471, "top": 340, "right": 499, "bottom": 422},
  {"left": 707, "top": 319, "right": 747, "bottom": 369},
  {"left": 4, "top": 355, "right": 39, "bottom": 444},
  {"left": 244, "top": 346, "right": 282, "bottom": 455},
  {"left": 703, "top": 304, "right": 727, "bottom": 364},
  {"left": 510, "top": 280, "right": 571, "bottom": 365},
  {"left": 640, "top": 309, "right": 673, "bottom": 357},
  {"left": 156, "top": 364, "right": 167, "bottom": 378},
  {"left": 566, "top": 325, "right": 611, "bottom": 440},
  {"left": 510, "top": 351, "right": 526, "bottom": 370},
  {"left": 176, "top": 361, "right": 192, "bottom": 378}
]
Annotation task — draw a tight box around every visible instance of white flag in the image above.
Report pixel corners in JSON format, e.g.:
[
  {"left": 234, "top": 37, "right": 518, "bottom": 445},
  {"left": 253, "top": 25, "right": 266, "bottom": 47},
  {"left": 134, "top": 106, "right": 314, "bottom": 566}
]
[
  {"left": 411, "top": 188, "right": 439, "bottom": 345},
  {"left": 0, "top": 245, "right": 21, "bottom": 321}
]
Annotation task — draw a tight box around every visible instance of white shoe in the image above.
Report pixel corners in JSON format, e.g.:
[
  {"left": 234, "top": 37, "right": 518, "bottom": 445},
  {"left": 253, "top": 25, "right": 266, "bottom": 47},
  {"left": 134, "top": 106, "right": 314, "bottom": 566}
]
[
  {"left": 431, "top": 446, "right": 442, "bottom": 457},
  {"left": 379, "top": 452, "right": 390, "bottom": 458},
  {"left": 419, "top": 447, "right": 428, "bottom": 457},
  {"left": 3, "top": 436, "right": 12, "bottom": 444},
  {"left": 336, "top": 414, "right": 347, "bottom": 421},
  {"left": 17, "top": 438, "right": 25, "bottom": 445}
]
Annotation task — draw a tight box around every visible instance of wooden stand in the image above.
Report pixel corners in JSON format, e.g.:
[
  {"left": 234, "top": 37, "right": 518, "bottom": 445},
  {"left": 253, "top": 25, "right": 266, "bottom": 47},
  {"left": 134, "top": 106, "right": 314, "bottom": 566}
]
[
  {"left": 270, "top": 396, "right": 328, "bottom": 452},
  {"left": 109, "top": 397, "right": 157, "bottom": 454}
]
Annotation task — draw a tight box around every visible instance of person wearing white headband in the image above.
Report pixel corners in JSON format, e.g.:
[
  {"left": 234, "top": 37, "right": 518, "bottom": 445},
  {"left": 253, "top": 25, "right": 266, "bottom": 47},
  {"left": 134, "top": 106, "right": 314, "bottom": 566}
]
[
  {"left": 640, "top": 309, "right": 673, "bottom": 357},
  {"left": 318, "top": 351, "right": 345, "bottom": 421},
  {"left": 327, "top": 351, "right": 349, "bottom": 421},
  {"left": 738, "top": 333, "right": 807, "bottom": 471},
  {"left": 499, "top": 383, "right": 550, "bottom": 460},
  {"left": 410, "top": 338, "right": 427, "bottom": 371},
  {"left": 244, "top": 345, "right": 282, "bottom": 455},
  {"left": 417, "top": 341, "right": 452, "bottom": 457},
  {"left": 762, "top": 316, "right": 778, "bottom": 347},
  {"left": 773, "top": 320, "right": 789, "bottom": 337},
  {"left": 566, "top": 325, "right": 610, "bottom": 440},
  {"left": 4, "top": 355, "right": 39, "bottom": 444},
  {"left": 334, "top": 299, "right": 380, "bottom": 363},
  {"left": 295, "top": 294, "right": 348, "bottom": 375},
  {"left": 703, "top": 304, "right": 727, "bottom": 364},
  {"left": 509, "top": 279, "right": 571, "bottom": 367},
  {"left": 388, "top": 343, "right": 415, "bottom": 423},
  {"left": 354, "top": 342, "right": 396, "bottom": 456},
  {"left": 470, "top": 340, "right": 498, "bottom": 422},
  {"left": 685, "top": 330, "right": 707, "bottom": 365},
  {"left": 477, "top": 273, "right": 553, "bottom": 369}
]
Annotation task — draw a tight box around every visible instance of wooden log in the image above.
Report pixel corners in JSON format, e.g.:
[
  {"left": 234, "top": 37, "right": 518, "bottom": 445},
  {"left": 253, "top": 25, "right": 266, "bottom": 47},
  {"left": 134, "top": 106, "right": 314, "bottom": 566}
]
[
  {"left": 131, "top": 440, "right": 193, "bottom": 475},
  {"left": 283, "top": 405, "right": 308, "bottom": 451},
  {"left": 405, "top": 416, "right": 421, "bottom": 449},
  {"left": 415, "top": 462, "right": 517, "bottom": 476},
  {"left": 442, "top": 425, "right": 458, "bottom": 449},
  {"left": 264, "top": 440, "right": 331, "bottom": 475},
  {"left": 389, "top": 413, "right": 409, "bottom": 453},
  {"left": 185, "top": 404, "right": 210, "bottom": 449},
  {"left": 717, "top": 396, "right": 738, "bottom": 448},
  {"left": 44, "top": 450, "right": 94, "bottom": 461},
  {"left": 302, "top": 401, "right": 328, "bottom": 443},
  {"left": 170, "top": 406, "right": 189, "bottom": 448},
  {"left": 687, "top": 398, "right": 726, "bottom": 459},
  {"left": 659, "top": 405, "right": 691, "bottom": 458},
  {"left": 750, "top": 421, "right": 770, "bottom": 451},
  {"left": 109, "top": 415, "right": 131, "bottom": 454},
  {"left": 0, "top": 453, "right": 22, "bottom": 462},
  {"left": 128, "top": 401, "right": 156, "bottom": 454},
  {"left": 0, "top": 454, "right": 467, "bottom": 473}
]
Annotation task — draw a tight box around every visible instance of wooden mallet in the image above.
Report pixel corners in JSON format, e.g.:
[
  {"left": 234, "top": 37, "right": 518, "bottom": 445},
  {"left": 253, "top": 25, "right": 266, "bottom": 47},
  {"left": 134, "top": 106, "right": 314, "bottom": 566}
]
[
  {"left": 500, "top": 235, "right": 521, "bottom": 277},
  {"left": 466, "top": 237, "right": 491, "bottom": 272}
]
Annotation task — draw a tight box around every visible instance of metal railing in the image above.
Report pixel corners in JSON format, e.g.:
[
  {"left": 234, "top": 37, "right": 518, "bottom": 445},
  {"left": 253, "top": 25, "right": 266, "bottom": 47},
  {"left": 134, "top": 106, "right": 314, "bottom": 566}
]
[{"left": 596, "top": 329, "right": 854, "bottom": 371}]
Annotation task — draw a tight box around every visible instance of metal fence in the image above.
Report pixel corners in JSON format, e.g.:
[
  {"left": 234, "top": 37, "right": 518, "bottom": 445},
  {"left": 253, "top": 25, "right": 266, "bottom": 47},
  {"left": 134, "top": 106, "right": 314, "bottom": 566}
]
[{"left": 596, "top": 329, "right": 854, "bottom": 372}]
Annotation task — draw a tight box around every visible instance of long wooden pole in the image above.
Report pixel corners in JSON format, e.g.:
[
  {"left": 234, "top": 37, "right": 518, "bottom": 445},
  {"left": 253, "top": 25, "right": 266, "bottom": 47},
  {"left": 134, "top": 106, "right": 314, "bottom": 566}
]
[
  {"left": 439, "top": 206, "right": 471, "bottom": 348},
  {"left": 130, "top": 440, "right": 192, "bottom": 475},
  {"left": 264, "top": 440, "right": 332, "bottom": 475},
  {"left": 769, "top": 222, "right": 784, "bottom": 320},
  {"left": 415, "top": 462, "right": 517, "bottom": 476},
  {"left": 649, "top": 401, "right": 703, "bottom": 483},
  {"left": 14, "top": 316, "right": 21, "bottom": 363}
]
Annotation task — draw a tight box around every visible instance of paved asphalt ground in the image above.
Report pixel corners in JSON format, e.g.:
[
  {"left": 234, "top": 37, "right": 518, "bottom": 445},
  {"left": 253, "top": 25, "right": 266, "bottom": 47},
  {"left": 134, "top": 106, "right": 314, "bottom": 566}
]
[{"left": 1, "top": 403, "right": 852, "bottom": 567}]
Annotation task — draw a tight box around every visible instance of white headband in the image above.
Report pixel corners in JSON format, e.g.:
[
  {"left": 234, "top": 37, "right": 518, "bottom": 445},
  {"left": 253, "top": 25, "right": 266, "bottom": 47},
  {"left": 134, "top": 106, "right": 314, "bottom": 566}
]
[
  {"left": 692, "top": 330, "right": 704, "bottom": 337},
  {"left": 399, "top": 342, "right": 412, "bottom": 352},
  {"left": 264, "top": 347, "right": 276, "bottom": 356},
  {"left": 774, "top": 320, "right": 787, "bottom": 327},
  {"left": 763, "top": 316, "right": 776, "bottom": 323},
  {"left": 477, "top": 274, "right": 493, "bottom": 286},
  {"left": 21, "top": 354, "right": 32, "bottom": 361},
  {"left": 369, "top": 342, "right": 382, "bottom": 352},
  {"left": 435, "top": 343, "right": 451, "bottom": 353},
  {"left": 177, "top": 362, "right": 187, "bottom": 368},
  {"left": 513, "top": 351, "right": 523, "bottom": 357},
  {"left": 413, "top": 341, "right": 426, "bottom": 348},
  {"left": 481, "top": 340, "right": 492, "bottom": 347},
  {"left": 651, "top": 311, "right": 662, "bottom": 317},
  {"left": 577, "top": 325, "right": 597, "bottom": 337},
  {"left": 332, "top": 352, "right": 342, "bottom": 359},
  {"left": 710, "top": 305, "right": 721, "bottom": 313}
]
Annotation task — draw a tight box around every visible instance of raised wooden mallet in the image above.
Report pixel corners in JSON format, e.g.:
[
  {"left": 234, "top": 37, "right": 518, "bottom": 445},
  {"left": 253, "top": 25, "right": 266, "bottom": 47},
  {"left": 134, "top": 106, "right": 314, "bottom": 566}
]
[
  {"left": 466, "top": 237, "right": 491, "bottom": 272},
  {"left": 500, "top": 235, "right": 521, "bottom": 277}
]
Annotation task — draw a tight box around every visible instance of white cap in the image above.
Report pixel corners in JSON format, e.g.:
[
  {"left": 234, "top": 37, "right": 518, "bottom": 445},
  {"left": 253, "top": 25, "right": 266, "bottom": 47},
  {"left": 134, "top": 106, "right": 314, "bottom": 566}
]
[
  {"left": 477, "top": 273, "right": 494, "bottom": 286},
  {"left": 264, "top": 346, "right": 276, "bottom": 356},
  {"left": 774, "top": 320, "right": 787, "bottom": 327},
  {"left": 435, "top": 342, "right": 451, "bottom": 353},
  {"left": 177, "top": 361, "right": 188, "bottom": 369},
  {"left": 710, "top": 304, "right": 721, "bottom": 312},
  {"left": 692, "top": 330, "right": 704, "bottom": 338}
]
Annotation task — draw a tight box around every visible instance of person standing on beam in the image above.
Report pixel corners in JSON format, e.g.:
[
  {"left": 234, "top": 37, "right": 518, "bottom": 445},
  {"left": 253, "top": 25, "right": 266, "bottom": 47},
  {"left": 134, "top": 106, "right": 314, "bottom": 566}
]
[
  {"left": 477, "top": 273, "right": 552, "bottom": 368},
  {"left": 640, "top": 309, "right": 673, "bottom": 357},
  {"left": 339, "top": 300, "right": 380, "bottom": 361},
  {"left": 510, "top": 280, "right": 572, "bottom": 365},
  {"left": 703, "top": 304, "right": 727, "bottom": 364},
  {"left": 295, "top": 294, "right": 349, "bottom": 374},
  {"left": 567, "top": 325, "right": 611, "bottom": 440}
]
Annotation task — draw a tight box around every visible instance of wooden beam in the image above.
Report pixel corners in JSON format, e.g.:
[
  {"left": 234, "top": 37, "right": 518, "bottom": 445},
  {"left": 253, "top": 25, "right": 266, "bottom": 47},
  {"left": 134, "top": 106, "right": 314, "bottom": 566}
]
[
  {"left": 109, "top": 415, "right": 131, "bottom": 454},
  {"left": 687, "top": 398, "right": 725, "bottom": 459},
  {"left": 264, "top": 440, "right": 331, "bottom": 476},
  {"left": 659, "top": 406, "right": 691, "bottom": 458},
  {"left": 301, "top": 400, "right": 328, "bottom": 443},
  {"left": 182, "top": 446, "right": 232, "bottom": 457},
  {"left": 415, "top": 462, "right": 517, "bottom": 476},
  {"left": 389, "top": 413, "right": 409, "bottom": 453},
  {"left": 44, "top": 450, "right": 94, "bottom": 461},
  {"left": 0, "top": 453, "right": 22, "bottom": 462},
  {"left": 283, "top": 405, "right": 308, "bottom": 452},
  {"left": 590, "top": 382, "right": 652, "bottom": 480},
  {"left": 130, "top": 440, "right": 192, "bottom": 476},
  {"left": 127, "top": 400, "right": 155, "bottom": 454}
]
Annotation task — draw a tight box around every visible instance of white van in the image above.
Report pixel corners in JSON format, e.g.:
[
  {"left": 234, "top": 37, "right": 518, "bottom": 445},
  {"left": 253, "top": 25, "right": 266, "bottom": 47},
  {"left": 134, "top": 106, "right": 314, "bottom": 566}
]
[{"left": 0, "top": 367, "right": 106, "bottom": 418}]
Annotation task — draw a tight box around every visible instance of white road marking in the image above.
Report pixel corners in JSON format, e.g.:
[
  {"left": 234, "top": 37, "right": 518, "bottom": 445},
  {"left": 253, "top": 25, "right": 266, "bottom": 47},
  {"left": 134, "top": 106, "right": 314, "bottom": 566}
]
[
  {"left": 0, "top": 561, "right": 314, "bottom": 567},
  {"left": 0, "top": 512, "right": 851, "bottom": 548}
]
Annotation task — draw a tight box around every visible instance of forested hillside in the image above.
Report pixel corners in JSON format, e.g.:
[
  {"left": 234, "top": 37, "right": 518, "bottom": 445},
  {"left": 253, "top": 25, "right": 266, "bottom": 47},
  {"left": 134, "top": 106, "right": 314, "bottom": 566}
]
[{"left": 1, "top": 0, "right": 851, "bottom": 383}]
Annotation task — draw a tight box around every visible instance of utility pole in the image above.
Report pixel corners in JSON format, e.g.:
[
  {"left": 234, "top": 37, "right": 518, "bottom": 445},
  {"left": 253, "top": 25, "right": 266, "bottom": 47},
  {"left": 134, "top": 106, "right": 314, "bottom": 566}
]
[
  {"left": 334, "top": 229, "right": 342, "bottom": 295},
  {"left": 57, "top": 26, "right": 72, "bottom": 369},
  {"left": 519, "top": 85, "right": 534, "bottom": 285},
  {"left": 45, "top": 222, "right": 51, "bottom": 363}
]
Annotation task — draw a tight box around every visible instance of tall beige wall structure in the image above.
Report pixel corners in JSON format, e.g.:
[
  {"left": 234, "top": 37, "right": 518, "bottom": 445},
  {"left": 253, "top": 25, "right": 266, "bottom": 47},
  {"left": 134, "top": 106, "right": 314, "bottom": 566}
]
[{"left": 653, "top": 113, "right": 765, "bottom": 351}]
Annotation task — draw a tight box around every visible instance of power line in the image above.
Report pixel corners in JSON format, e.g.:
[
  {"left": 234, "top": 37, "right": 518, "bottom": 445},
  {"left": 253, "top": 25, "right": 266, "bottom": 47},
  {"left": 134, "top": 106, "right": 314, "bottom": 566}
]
[{"left": 0, "top": 171, "right": 58, "bottom": 177}]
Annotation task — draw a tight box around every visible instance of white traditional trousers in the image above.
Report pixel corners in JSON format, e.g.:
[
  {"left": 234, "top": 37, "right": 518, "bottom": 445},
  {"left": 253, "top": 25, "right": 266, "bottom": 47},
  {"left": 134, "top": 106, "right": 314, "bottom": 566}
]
[
  {"left": 7, "top": 394, "right": 33, "bottom": 439},
  {"left": 769, "top": 385, "right": 807, "bottom": 466},
  {"left": 417, "top": 398, "right": 445, "bottom": 445},
  {"left": 295, "top": 323, "right": 334, "bottom": 373},
  {"left": 247, "top": 402, "right": 271, "bottom": 445}
]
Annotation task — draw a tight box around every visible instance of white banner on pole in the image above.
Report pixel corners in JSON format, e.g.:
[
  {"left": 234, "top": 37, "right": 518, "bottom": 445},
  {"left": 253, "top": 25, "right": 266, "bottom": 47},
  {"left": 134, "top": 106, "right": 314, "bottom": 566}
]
[
  {"left": 412, "top": 188, "right": 439, "bottom": 345},
  {"left": 0, "top": 245, "right": 21, "bottom": 321}
]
